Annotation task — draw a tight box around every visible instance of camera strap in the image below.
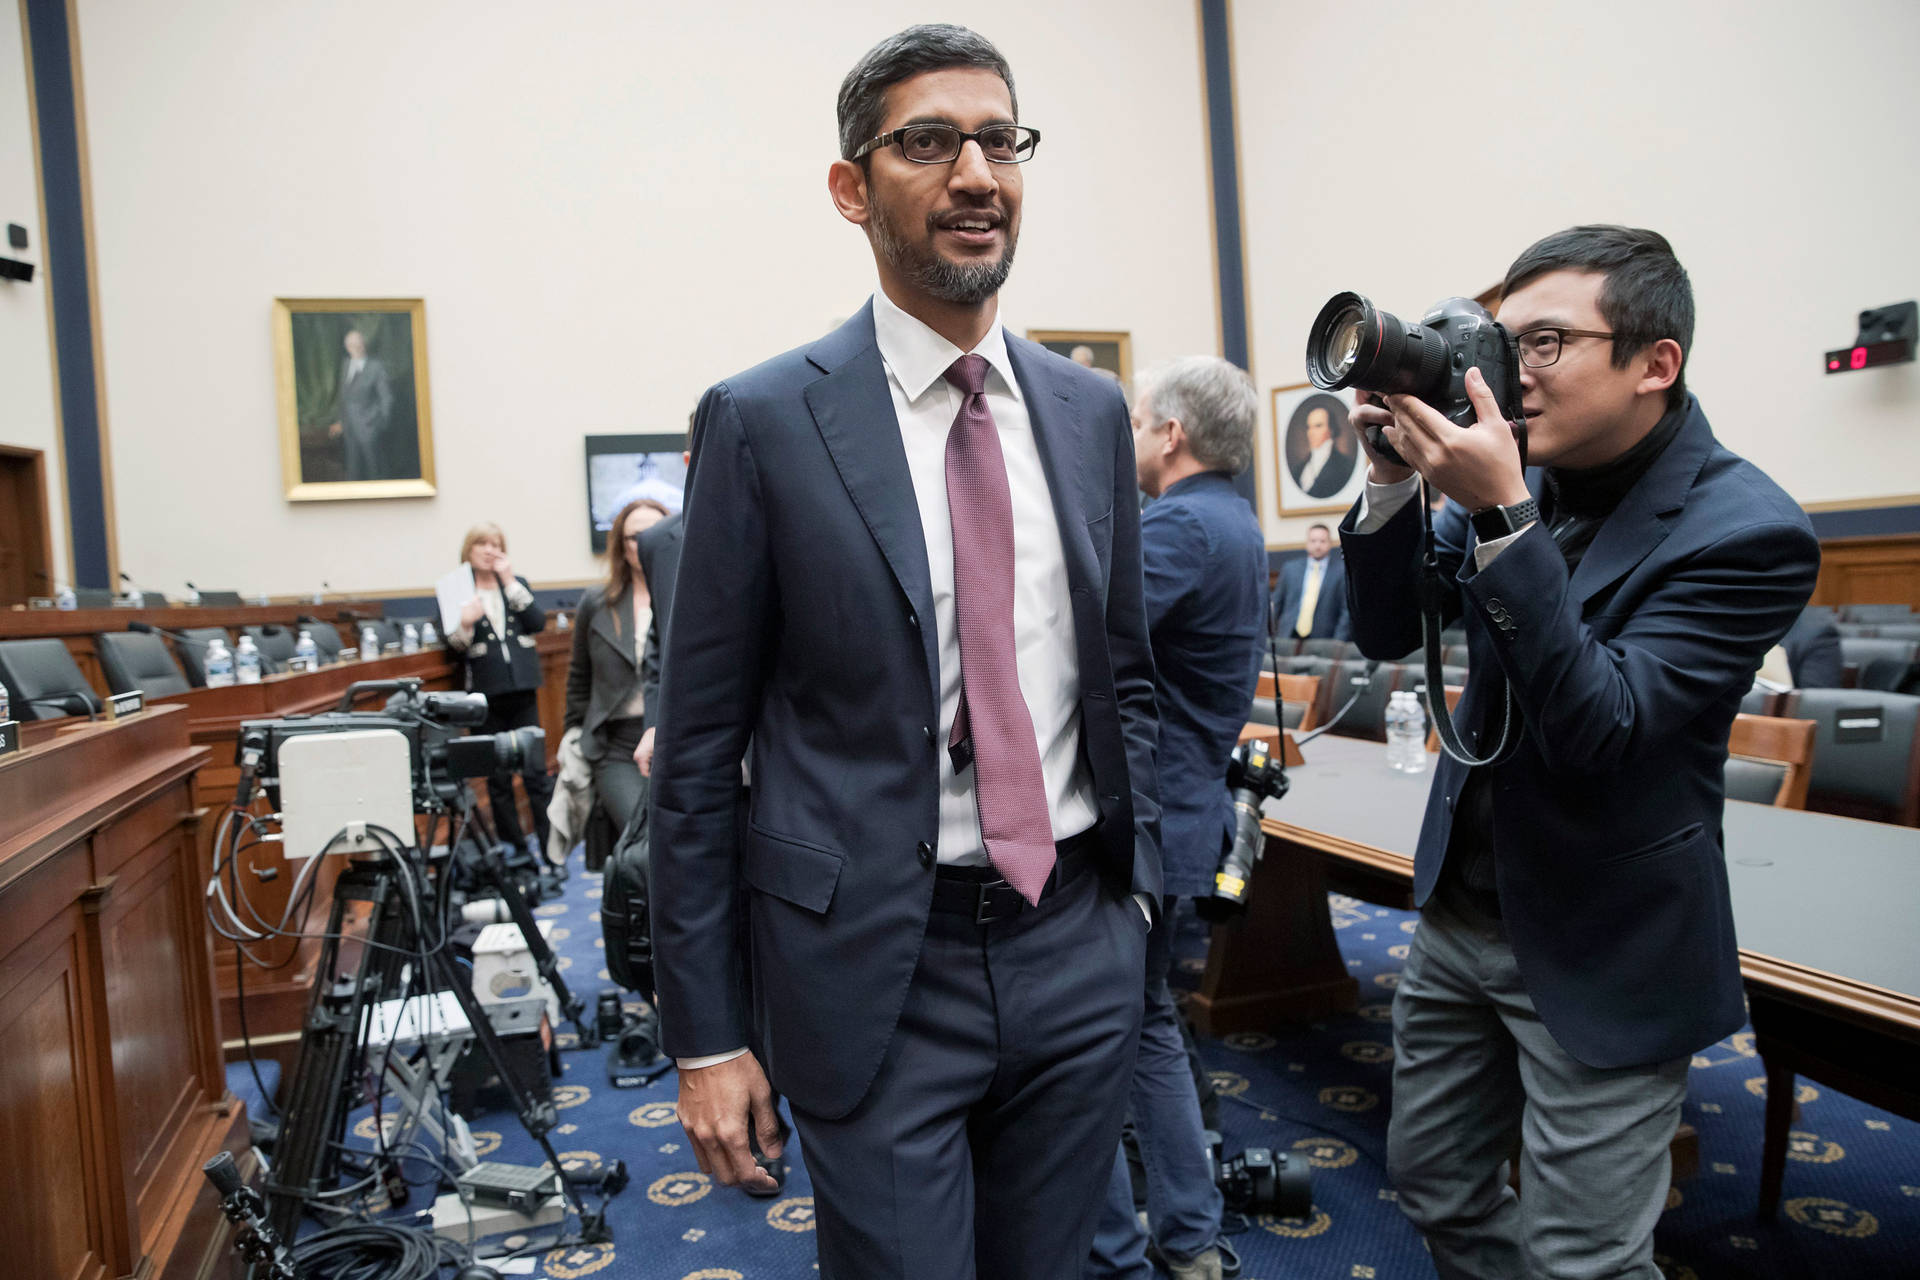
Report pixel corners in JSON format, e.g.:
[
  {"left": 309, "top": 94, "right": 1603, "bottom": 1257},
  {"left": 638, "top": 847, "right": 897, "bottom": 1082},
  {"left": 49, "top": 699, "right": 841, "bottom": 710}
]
[{"left": 1418, "top": 483, "right": 1520, "bottom": 768}]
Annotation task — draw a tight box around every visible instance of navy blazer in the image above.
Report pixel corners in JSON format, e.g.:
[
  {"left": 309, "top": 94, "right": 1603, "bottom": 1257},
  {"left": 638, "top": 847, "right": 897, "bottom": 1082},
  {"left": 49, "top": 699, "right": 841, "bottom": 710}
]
[
  {"left": 1781, "top": 607, "right": 1843, "bottom": 689},
  {"left": 1270, "top": 552, "right": 1352, "bottom": 641},
  {"left": 650, "top": 304, "right": 1163, "bottom": 1119},
  {"left": 1340, "top": 397, "right": 1819, "bottom": 1069},
  {"left": 1142, "top": 471, "right": 1268, "bottom": 896}
]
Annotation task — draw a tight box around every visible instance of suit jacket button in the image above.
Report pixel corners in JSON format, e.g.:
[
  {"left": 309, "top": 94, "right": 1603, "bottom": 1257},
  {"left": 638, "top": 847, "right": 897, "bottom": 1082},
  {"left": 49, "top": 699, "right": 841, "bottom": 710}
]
[
  {"left": 923, "top": 725, "right": 934, "bottom": 746},
  {"left": 907, "top": 611, "right": 918, "bottom": 629},
  {"left": 916, "top": 841, "right": 934, "bottom": 868},
  {"left": 1486, "top": 597, "right": 1504, "bottom": 612}
]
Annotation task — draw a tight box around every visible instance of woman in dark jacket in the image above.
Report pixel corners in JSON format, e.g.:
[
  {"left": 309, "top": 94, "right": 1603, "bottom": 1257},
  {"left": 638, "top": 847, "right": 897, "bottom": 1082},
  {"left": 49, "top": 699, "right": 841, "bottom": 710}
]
[
  {"left": 448, "top": 522, "right": 554, "bottom": 852},
  {"left": 564, "top": 498, "right": 671, "bottom": 829}
]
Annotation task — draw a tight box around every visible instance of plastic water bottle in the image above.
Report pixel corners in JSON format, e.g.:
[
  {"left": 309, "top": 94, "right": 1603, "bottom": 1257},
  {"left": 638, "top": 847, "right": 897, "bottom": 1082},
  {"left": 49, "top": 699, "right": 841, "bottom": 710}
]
[
  {"left": 55, "top": 584, "right": 77, "bottom": 610},
  {"left": 235, "top": 635, "right": 263, "bottom": 684},
  {"left": 1388, "top": 691, "right": 1429, "bottom": 773},
  {"left": 420, "top": 621, "right": 440, "bottom": 647},
  {"left": 360, "top": 624, "right": 382, "bottom": 661},
  {"left": 401, "top": 623, "right": 421, "bottom": 654},
  {"left": 203, "top": 639, "right": 235, "bottom": 687},
  {"left": 294, "top": 629, "right": 320, "bottom": 670}
]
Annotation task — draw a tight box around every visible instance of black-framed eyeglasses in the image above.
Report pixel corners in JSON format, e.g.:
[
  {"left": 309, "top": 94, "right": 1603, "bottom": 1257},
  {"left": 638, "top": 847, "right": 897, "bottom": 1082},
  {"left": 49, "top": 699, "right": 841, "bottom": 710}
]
[
  {"left": 1513, "top": 325, "right": 1617, "bottom": 369},
  {"left": 852, "top": 123, "right": 1041, "bottom": 165}
]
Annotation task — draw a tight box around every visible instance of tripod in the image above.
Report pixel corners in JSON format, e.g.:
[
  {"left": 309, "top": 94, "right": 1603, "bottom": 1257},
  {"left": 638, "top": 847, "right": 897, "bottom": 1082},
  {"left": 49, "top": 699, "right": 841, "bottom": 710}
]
[{"left": 264, "top": 835, "right": 605, "bottom": 1246}]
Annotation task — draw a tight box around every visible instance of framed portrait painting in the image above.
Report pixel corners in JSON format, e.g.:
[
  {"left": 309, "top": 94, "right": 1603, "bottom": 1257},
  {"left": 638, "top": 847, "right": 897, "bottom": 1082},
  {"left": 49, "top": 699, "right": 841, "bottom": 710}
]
[
  {"left": 273, "top": 297, "right": 435, "bottom": 501},
  {"left": 1272, "top": 382, "right": 1365, "bottom": 516},
  {"left": 1027, "top": 329, "right": 1132, "bottom": 387}
]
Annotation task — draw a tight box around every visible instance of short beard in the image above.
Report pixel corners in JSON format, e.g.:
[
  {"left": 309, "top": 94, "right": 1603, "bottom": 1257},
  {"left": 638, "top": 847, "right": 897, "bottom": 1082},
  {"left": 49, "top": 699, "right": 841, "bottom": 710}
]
[{"left": 868, "top": 186, "right": 1016, "bottom": 306}]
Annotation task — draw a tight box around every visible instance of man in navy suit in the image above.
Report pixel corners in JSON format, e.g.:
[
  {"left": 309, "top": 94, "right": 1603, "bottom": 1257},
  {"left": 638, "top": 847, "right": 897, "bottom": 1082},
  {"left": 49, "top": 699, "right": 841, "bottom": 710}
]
[
  {"left": 1269, "top": 522, "right": 1351, "bottom": 641},
  {"left": 1342, "top": 226, "right": 1818, "bottom": 1277},
  {"left": 649, "top": 26, "right": 1160, "bottom": 1279}
]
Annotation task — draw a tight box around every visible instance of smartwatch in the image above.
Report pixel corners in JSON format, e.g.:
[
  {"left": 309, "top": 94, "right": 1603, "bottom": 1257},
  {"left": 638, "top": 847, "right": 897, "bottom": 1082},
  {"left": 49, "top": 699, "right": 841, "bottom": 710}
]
[{"left": 1469, "top": 498, "right": 1539, "bottom": 543}]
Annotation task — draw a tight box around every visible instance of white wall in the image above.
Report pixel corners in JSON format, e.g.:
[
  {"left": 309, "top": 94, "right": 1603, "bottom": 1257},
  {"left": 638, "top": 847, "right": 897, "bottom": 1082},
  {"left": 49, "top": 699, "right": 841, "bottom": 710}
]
[
  {"left": 1235, "top": 0, "right": 1920, "bottom": 547},
  {"left": 74, "top": 0, "right": 1218, "bottom": 596},
  {"left": 1, "top": 0, "right": 69, "bottom": 585}
]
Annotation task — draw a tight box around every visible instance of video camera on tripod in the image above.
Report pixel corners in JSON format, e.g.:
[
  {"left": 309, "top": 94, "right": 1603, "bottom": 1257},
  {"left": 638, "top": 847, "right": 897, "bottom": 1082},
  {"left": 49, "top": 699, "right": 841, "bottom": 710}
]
[{"left": 236, "top": 679, "right": 543, "bottom": 836}]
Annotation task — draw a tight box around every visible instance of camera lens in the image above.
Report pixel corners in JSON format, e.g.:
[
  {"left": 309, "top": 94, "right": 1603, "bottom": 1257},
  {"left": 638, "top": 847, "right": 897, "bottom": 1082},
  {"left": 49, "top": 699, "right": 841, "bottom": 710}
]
[{"left": 1305, "top": 291, "right": 1449, "bottom": 402}]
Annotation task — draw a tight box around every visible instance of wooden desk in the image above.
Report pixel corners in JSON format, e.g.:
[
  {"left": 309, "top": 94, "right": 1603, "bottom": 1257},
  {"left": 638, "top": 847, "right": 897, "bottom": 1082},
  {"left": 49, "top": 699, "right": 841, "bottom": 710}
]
[
  {"left": 1201, "top": 734, "right": 1920, "bottom": 1217},
  {"left": 150, "top": 630, "right": 573, "bottom": 1072},
  {"left": 0, "top": 705, "right": 247, "bottom": 1280}
]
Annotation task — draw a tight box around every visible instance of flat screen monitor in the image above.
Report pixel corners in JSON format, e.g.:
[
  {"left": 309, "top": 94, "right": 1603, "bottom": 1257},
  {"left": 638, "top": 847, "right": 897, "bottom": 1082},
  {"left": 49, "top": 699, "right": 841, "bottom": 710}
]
[{"left": 583, "top": 433, "right": 688, "bottom": 554}]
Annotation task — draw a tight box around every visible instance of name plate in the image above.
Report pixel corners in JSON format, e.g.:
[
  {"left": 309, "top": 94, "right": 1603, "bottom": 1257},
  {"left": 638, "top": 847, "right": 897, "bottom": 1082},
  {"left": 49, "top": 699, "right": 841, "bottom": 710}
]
[
  {"left": 27, "top": 597, "right": 54, "bottom": 610},
  {"left": 1835, "top": 707, "right": 1884, "bottom": 744},
  {"left": 106, "top": 690, "right": 146, "bottom": 719},
  {"left": 0, "top": 720, "right": 18, "bottom": 757},
  {"left": 288, "top": 658, "right": 317, "bottom": 674}
]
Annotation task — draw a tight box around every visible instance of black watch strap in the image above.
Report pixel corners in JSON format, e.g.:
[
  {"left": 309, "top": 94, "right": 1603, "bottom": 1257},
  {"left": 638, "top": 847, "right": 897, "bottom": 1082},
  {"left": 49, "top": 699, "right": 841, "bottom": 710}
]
[{"left": 1470, "top": 497, "right": 1539, "bottom": 543}]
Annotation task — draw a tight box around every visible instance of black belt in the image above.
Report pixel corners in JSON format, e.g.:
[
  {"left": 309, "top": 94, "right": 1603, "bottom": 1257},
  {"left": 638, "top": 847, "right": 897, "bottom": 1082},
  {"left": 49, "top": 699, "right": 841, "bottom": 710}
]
[{"left": 931, "top": 829, "right": 1097, "bottom": 925}]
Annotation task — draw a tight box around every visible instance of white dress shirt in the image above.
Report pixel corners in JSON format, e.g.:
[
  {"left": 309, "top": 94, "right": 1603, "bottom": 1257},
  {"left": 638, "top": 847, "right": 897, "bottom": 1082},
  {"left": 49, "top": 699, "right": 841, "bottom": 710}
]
[
  {"left": 1299, "top": 439, "right": 1334, "bottom": 492},
  {"left": 871, "top": 287, "right": 1100, "bottom": 865}
]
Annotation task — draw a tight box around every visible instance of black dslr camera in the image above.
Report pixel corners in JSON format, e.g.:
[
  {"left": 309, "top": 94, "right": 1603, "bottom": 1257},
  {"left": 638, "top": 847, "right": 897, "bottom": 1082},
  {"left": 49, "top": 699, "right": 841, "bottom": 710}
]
[
  {"left": 1198, "top": 738, "right": 1290, "bottom": 922},
  {"left": 1304, "top": 292, "right": 1526, "bottom": 468},
  {"left": 1205, "top": 1130, "right": 1313, "bottom": 1221}
]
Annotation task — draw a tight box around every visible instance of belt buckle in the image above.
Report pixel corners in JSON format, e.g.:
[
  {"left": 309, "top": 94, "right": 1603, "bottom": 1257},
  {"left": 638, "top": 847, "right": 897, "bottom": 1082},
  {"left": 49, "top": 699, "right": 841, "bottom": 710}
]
[{"left": 975, "top": 878, "right": 1015, "bottom": 925}]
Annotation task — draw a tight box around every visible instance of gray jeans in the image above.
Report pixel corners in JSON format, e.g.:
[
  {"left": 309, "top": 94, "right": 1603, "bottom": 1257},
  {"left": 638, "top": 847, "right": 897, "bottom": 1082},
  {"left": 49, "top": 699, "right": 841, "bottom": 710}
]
[{"left": 1387, "top": 894, "right": 1688, "bottom": 1280}]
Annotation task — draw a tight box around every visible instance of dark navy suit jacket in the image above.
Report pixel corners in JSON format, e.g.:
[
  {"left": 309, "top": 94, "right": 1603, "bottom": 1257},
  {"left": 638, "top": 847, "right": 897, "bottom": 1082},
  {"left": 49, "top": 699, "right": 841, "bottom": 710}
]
[
  {"left": 1270, "top": 553, "right": 1352, "bottom": 640},
  {"left": 1142, "top": 471, "right": 1268, "bottom": 897},
  {"left": 649, "top": 304, "right": 1163, "bottom": 1119},
  {"left": 1340, "top": 398, "right": 1819, "bottom": 1069},
  {"left": 1782, "top": 608, "right": 1843, "bottom": 688}
]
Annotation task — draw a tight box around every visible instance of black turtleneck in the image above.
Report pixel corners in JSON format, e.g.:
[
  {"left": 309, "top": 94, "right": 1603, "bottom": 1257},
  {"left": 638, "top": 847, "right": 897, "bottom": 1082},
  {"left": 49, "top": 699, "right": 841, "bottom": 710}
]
[{"left": 1437, "top": 401, "right": 1687, "bottom": 923}]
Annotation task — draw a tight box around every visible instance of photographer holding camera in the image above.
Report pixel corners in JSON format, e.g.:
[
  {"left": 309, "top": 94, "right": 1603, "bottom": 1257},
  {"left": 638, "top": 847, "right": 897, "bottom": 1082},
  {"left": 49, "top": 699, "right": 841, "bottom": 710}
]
[
  {"left": 1086, "top": 356, "right": 1266, "bottom": 1280},
  {"left": 1336, "top": 227, "right": 1818, "bottom": 1278}
]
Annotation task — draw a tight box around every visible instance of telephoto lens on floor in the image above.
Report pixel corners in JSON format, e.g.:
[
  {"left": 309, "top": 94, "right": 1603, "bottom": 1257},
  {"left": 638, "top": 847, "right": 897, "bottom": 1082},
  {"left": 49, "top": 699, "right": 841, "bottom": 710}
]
[{"left": 1204, "top": 1130, "right": 1314, "bottom": 1222}]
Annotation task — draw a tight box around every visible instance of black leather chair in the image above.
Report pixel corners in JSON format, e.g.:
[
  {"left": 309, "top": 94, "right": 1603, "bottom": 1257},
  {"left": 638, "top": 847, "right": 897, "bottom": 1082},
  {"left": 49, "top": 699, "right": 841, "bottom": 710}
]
[
  {"left": 1320, "top": 659, "right": 1398, "bottom": 741},
  {"left": 1872, "top": 623, "right": 1920, "bottom": 643},
  {"left": 0, "top": 639, "right": 103, "bottom": 720},
  {"left": 1741, "top": 685, "right": 1783, "bottom": 717},
  {"left": 361, "top": 619, "right": 402, "bottom": 652},
  {"left": 1397, "top": 663, "right": 1469, "bottom": 698},
  {"left": 95, "top": 632, "right": 192, "bottom": 697},
  {"left": 1782, "top": 689, "right": 1920, "bottom": 826},
  {"left": 1838, "top": 638, "right": 1919, "bottom": 692},
  {"left": 172, "top": 627, "right": 233, "bottom": 687},
  {"left": 1299, "top": 638, "right": 1349, "bottom": 662},
  {"left": 1441, "top": 644, "right": 1472, "bottom": 670},
  {"left": 1440, "top": 627, "right": 1469, "bottom": 648},
  {"left": 1278, "top": 654, "right": 1334, "bottom": 679},
  {"left": 1723, "top": 757, "right": 1789, "bottom": 805},
  {"left": 242, "top": 625, "right": 297, "bottom": 674},
  {"left": 1838, "top": 603, "right": 1913, "bottom": 623}
]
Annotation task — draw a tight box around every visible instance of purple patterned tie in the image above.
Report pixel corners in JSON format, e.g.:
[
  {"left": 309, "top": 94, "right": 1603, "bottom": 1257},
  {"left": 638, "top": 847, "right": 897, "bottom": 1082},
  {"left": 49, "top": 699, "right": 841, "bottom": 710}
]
[{"left": 943, "top": 353, "right": 1056, "bottom": 905}]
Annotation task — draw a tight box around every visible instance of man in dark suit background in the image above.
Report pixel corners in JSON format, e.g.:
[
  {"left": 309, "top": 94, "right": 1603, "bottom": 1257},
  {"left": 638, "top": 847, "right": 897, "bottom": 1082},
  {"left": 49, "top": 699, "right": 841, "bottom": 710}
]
[
  {"left": 1343, "top": 225, "right": 1819, "bottom": 1276},
  {"left": 649, "top": 25, "right": 1160, "bottom": 1279},
  {"left": 328, "top": 328, "right": 395, "bottom": 480},
  {"left": 1269, "top": 522, "right": 1351, "bottom": 641},
  {"left": 1781, "top": 606, "right": 1843, "bottom": 688}
]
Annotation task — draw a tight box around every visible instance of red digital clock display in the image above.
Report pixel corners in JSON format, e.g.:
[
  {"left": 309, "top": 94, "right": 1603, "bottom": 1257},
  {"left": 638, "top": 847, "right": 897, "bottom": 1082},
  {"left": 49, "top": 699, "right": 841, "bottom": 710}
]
[{"left": 1824, "top": 338, "right": 1914, "bottom": 374}]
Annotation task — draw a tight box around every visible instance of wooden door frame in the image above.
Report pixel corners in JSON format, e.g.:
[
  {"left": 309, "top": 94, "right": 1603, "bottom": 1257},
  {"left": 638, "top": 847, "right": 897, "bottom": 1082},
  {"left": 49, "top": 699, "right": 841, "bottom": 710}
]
[{"left": 0, "top": 443, "right": 57, "bottom": 602}]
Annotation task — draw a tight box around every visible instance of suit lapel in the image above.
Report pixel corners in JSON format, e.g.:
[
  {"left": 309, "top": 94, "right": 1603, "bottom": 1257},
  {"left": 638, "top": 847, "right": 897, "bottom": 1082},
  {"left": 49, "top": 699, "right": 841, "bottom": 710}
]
[
  {"left": 591, "top": 592, "right": 637, "bottom": 668},
  {"left": 803, "top": 305, "right": 941, "bottom": 710},
  {"left": 1565, "top": 400, "right": 1715, "bottom": 606},
  {"left": 1007, "top": 337, "right": 1100, "bottom": 593}
]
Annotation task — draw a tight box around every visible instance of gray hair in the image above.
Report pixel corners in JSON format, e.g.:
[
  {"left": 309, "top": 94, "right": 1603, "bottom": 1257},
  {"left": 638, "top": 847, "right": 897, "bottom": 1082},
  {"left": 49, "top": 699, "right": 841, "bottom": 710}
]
[
  {"left": 837, "top": 25, "right": 1018, "bottom": 161},
  {"left": 1135, "top": 356, "right": 1256, "bottom": 475}
]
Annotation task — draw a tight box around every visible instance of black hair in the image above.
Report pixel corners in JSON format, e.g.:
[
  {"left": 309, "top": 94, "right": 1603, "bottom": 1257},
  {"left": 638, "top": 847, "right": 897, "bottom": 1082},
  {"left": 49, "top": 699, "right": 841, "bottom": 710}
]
[
  {"left": 1307, "top": 523, "right": 1331, "bottom": 536},
  {"left": 1502, "top": 225, "right": 1694, "bottom": 411},
  {"left": 837, "top": 25, "right": 1016, "bottom": 162}
]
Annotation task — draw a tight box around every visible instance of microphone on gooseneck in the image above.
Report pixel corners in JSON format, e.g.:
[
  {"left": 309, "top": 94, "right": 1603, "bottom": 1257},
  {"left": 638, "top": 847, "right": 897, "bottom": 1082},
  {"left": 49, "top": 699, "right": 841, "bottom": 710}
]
[
  {"left": 128, "top": 619, "right": 212, "bottom": 648},
  {"left": 24, "top": 691, "right": 101, "bottom": 720},
  {"left": 1296, "top": 659, "right": 1382, "bottom": 745}
]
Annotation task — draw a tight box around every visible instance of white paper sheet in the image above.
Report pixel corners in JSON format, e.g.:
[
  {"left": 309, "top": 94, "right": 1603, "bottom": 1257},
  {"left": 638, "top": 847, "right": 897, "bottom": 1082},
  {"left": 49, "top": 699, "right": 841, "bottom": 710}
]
[{"left": 435, "top": 563, "right": 477, "bottom": 636}]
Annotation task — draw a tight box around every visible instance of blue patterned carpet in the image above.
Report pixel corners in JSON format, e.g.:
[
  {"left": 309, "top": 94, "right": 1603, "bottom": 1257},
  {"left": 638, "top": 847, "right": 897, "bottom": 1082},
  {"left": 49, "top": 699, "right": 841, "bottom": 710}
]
[{"left": 318, "top": 850, "right": 1916, "bottom": 1279}]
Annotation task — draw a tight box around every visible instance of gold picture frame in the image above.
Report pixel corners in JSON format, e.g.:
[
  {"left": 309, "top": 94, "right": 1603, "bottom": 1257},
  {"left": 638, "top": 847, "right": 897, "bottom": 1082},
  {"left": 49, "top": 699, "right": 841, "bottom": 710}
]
[
  {"left": 1272, "top": 381, "right": 1365, "bottom": 516},
  {"left": 1026, "top": 329, "right": 1132, "bottom": 386},
  {"left": 273, "top": 297, "right": 436, "bottom": 501}
]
